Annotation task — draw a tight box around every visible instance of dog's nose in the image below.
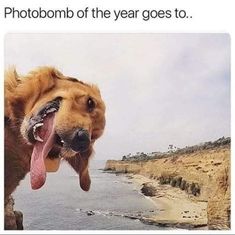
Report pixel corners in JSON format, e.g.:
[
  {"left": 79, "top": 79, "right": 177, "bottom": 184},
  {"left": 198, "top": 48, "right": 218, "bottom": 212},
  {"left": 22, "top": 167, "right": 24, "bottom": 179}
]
[{"left": 70, "top": 129, "right": 90, "bottom": 152}]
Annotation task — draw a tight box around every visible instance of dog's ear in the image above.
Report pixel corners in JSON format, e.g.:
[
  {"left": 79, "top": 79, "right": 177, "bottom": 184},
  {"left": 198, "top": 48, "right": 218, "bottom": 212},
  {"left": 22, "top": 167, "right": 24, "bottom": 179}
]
[
  {"left": 4, "top": 67, "right": 20, "bottom": 91},
  {"left": 66, "top": 152, "right": 91, "bottom": 191},
  {"left": 4, "top": 68, "right": 23, "bottom": 120},
  {"left": 5, "top": 67, "right": 61, "bottom": 120}
]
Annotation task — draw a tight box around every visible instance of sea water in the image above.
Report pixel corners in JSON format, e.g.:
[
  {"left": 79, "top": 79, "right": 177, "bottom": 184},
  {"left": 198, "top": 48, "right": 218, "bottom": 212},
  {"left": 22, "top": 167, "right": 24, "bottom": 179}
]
[{"left": 13, "top": 160, "right": 163, "bottom": 230}]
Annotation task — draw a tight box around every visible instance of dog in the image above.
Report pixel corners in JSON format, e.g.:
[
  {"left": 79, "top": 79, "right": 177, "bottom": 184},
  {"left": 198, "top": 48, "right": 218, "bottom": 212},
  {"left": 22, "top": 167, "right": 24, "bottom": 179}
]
[{"left": 4, "top": 67, "right": 106, "bottom": 229}]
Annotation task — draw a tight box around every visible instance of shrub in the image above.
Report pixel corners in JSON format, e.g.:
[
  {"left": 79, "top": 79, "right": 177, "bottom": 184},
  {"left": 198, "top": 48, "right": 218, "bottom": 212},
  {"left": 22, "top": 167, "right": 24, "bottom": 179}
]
[
  {"left": 180, "top": 180, "right": 186, "bottom": 190},
  {"left": 175, "top": 177, "right": 183, "bottom": 187},
  {"left": 171, "top": 178, "right": 177, "bottom": 187}
]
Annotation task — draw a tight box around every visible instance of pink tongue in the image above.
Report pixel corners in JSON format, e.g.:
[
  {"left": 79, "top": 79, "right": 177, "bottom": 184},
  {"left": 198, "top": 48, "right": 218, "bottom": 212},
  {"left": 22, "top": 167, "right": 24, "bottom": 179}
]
[{"left": 30, "top": 113, "right": 56, "bottom": 190}]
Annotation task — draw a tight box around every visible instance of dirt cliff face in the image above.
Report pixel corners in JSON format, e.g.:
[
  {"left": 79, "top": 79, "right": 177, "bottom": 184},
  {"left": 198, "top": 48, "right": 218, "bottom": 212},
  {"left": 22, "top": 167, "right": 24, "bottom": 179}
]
[{"left": 104, "top": 145, "right": 230, "bottom": 230}]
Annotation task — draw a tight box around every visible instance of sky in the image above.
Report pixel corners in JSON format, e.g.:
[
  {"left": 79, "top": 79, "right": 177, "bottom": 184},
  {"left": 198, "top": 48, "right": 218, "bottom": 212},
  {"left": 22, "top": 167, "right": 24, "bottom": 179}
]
[{"left": 4, "top": 33, "right": 230, "bottom": 160}]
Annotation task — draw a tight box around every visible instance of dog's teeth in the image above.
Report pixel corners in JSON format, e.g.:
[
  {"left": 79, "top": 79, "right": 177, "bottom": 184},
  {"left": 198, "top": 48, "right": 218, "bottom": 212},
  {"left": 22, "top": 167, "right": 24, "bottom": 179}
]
[
  {"left": 32, "top": 123, "right": 44, "bottom": 142},
  {"left": 46, "top": 107, "right": 57, "bottom": 114},
  {"left": 35, "top": 123, "right": 43, "bottom": 128},
  {"left": 35, "top": 135, "right": 44, "bottom": 142},
  {"left": 33, "top": 131, "right": 43, "bottom": 142},
  {"left": 33, "top": 123, "right": 43, "bottom": 133}
]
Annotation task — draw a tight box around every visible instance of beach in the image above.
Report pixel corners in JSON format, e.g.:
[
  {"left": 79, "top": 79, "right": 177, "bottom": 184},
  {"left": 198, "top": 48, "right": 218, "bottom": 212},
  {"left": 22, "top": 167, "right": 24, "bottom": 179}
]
[{"left": 126, "top": 174, "right": 207, "bottom": 229}]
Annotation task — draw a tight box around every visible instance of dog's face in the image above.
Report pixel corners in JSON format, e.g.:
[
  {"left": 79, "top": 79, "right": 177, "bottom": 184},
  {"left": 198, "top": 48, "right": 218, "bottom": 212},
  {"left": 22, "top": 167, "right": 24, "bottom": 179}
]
[
  {"left": 21, "top": 74, "right": 105, "bottom": 158},
  {"left": 6, "top": 67, "right": 105, "bottom": 191}
]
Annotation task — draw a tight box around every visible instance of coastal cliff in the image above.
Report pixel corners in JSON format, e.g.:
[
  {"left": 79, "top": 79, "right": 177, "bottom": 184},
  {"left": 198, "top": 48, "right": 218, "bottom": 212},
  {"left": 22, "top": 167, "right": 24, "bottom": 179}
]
[{"left": 104, "top": 137, "right": 230, "bottom": 230}]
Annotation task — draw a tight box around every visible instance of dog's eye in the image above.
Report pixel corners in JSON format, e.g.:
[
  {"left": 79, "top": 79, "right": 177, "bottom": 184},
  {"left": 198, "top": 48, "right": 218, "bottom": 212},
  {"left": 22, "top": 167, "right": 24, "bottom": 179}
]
[{"left": 87, "top": 97, "right": 95, "bottom": 112}]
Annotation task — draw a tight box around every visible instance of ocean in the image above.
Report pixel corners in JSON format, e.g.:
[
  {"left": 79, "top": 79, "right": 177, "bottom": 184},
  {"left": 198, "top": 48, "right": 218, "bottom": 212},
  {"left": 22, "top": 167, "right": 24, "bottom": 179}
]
[{"left": 13, "top": 160, "right": 163, "bottom": 230}]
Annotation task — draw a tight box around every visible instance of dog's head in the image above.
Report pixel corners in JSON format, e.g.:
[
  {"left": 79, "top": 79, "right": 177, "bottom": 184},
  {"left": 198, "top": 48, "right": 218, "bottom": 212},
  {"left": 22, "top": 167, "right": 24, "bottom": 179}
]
[{"left": 5, "top": 67, "right": 106, "bottom": 191}]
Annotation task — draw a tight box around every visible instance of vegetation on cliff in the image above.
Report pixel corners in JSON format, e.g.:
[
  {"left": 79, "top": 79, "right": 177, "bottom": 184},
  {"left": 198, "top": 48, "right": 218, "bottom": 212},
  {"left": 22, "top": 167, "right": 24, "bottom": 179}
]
[{"left": 120, "top": 137, "right": 230, "bottom": 162}]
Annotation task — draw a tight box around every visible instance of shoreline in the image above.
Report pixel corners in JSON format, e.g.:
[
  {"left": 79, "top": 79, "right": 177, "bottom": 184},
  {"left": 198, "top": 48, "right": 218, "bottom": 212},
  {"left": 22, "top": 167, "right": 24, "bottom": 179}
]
[
  {"left": 104, "top": 140, "right": 230, "bottom": 230},
  {"left": 124, "top": 173, "right": 208, "bottom": 230}
]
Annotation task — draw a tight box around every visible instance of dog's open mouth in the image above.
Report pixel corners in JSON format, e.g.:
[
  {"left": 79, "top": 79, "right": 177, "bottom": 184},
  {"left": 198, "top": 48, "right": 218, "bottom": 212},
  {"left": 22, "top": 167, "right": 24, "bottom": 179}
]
[
  {"left": 27, "top": 97, "right": 93, "bottom": 190},
  {"left": 28, "top": 98, "right": 64, "bottom": 190},
  {"left": 28, "top": 98, "right": 62, "bottom": 144}
]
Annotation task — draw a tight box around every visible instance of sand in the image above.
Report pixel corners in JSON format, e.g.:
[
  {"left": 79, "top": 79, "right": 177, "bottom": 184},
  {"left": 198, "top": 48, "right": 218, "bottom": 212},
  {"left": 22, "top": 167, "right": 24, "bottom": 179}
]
[{"left": 128, "top": 174, "right": 208, "bottom": 229}]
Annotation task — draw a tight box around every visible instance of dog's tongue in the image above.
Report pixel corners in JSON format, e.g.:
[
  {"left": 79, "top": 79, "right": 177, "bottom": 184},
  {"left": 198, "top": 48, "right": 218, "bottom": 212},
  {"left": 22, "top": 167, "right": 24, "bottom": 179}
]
[{"left": 30, "top": 113, "right": 56, "bottom": 190}]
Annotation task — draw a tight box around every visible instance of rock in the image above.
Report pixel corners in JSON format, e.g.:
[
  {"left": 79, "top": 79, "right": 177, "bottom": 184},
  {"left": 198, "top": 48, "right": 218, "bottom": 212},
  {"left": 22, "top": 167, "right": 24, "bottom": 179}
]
[
  {"left": 124, "top": 214, "right": 140, "bottom": 220},
  {"left": 4, "top": 196, "right": 23, "bottom": 230},
  {"left": 141, "top": 183, "right": 157, "bottom": 196},
  {"left": 86, "top": 211, "right": 95, "bottom": 216},
  {"left": 4, "top": 196, "right": 17, "bottom": 230},
  {"left": 14, "top": 211, "right": 23, "bottom": 230}
]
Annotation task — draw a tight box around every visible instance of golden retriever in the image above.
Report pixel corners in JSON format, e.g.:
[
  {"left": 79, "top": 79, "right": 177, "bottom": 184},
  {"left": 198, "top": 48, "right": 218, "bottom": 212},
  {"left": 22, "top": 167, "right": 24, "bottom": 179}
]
[{"left": 4, "top": 67, "right": 106, "bottom": 229}]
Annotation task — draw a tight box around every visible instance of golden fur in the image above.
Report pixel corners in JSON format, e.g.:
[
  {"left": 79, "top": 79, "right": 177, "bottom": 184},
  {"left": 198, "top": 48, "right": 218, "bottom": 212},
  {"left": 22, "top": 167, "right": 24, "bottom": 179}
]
[{"left": 4, "top": 67, "right": 105, "bottom": 229}]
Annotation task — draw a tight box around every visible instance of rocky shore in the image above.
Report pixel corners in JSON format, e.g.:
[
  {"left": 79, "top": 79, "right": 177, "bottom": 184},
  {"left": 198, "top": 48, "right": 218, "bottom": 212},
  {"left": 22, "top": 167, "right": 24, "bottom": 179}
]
[
  {"left": 104, "top": 137, "right": 231, "bottom": 230},
  {"left": 4, "top": 196, "right": 23, "bottom": 230}
]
